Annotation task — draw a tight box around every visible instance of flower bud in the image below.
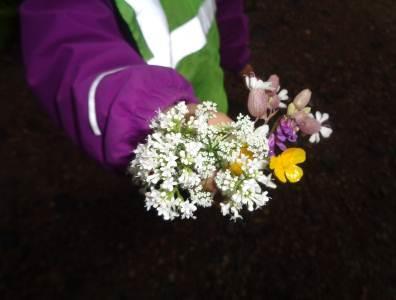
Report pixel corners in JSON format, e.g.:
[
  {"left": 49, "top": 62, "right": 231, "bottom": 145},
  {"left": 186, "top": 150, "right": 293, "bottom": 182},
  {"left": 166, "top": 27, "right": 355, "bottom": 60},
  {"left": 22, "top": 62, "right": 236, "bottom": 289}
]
[
  {"left": 295, "top": 113, "right": 321, "bottom": 135},
  {"left": 293, "top": 89, "right": 312, "bottom": 110},
  {"left": 268, "top": 74, "right": 280, "bottom": 92},
  {"left": 248, "top": 88, "right": 268, "bottom": 118}
]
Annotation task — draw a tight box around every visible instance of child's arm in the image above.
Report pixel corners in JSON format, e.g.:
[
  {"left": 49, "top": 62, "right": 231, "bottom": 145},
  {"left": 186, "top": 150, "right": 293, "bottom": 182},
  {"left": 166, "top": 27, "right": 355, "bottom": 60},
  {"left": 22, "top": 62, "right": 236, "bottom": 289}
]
[
  {"left": 216, "top": 0, "right": 252, "bottom": 74},
  {"left": 20, "top": 0, "right": 198, "bottom": 171}
]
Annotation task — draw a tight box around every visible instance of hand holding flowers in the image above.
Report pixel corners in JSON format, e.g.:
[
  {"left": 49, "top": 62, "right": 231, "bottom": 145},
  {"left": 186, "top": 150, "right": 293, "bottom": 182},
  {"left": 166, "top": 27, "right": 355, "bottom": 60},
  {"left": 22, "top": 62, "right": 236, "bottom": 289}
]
[{"left": 129, "top": 74, "right": 333, "bottom": 221}]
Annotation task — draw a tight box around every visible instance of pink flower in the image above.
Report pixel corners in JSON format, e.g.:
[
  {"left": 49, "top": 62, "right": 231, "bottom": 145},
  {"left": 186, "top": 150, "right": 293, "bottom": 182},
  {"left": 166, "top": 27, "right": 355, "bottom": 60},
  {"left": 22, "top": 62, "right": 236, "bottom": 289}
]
[
  {"left": 267, "top": 75, "right": 281, "bottom": 110},
  {"left": 245, "top": 74, "right": 289, "bottom": 119},
  {"left": 309, "top": 111, "right": 333, "bottom": 143},
  {"left": 245, "top": 75, "right": 272, "bottom": 118},
  {"left": 247, "top": 88, "right": 268, "bottom": 118},
  {"left": 293, "top": 111, "right": 321, "bottom": 135}
]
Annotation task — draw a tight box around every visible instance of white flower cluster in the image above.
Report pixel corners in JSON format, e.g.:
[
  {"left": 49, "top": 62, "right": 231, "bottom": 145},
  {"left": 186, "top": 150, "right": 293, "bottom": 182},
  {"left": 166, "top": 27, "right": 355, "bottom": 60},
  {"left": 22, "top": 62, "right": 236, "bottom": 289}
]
[{"left": 129, "top": 102, "right": 276, "bottom": 221}]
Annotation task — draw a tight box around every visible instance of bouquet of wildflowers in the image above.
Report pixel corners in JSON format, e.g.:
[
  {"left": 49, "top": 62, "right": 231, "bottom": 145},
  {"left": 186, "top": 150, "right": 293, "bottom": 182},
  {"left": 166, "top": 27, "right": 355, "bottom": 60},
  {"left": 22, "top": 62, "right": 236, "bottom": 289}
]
[{"left": 129, "top": 74, "right": 332, "bottom": 221}]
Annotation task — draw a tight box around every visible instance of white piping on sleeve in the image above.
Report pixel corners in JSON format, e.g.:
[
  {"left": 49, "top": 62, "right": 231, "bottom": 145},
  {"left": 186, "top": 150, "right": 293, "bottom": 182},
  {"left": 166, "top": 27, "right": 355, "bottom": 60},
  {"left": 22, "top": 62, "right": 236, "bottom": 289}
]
[{"left": 88, "top": 66, "right": 128, "bottom": 136}]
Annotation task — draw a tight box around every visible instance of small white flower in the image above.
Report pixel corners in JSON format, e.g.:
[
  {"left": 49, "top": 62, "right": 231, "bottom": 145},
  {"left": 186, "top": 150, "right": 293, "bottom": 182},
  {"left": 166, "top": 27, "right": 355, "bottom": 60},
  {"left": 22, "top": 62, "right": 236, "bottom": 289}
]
[
  {"left": 309, "top": 111, "right": 333, "bottom": 143},
  {"left": 146, "top": 172, "right": 161, "bottom": 185},
  {"left": 252, "top": 191, "right": 270, "bottom": 207},
  {"left": 161, "top": 178, "right": 176, "bottom": 191},
  {"left": 178, "top": 169, "right": 200, "bottom": 188},
  {"left": 277, "top": 88, "right": 289, "bottom": 108},
  {"left": 145, "top": 189, "right": 160, "bottom": 210},
  {"left": 220, "top": 202, "right": 231, "bottom": 216},
  {"left": 157, "top": 204, "right": 172, "bottom": 220},
  {"left": 257, "top": 174, "right": 277, "bottom": 189},
  {"left": 180, "top": 201, "right": 197, "bottom": 219},
  {"left": 189, "top": 187, "right": 212, "bottom": 207},
  {"left": 230, "top": 207, "right": 243, "bottom": 221}
]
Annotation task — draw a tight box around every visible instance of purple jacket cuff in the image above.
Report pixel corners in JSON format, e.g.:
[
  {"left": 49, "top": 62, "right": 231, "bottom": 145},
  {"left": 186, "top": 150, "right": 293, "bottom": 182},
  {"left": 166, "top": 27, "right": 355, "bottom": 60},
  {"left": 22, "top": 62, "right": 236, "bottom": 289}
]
[{"left": 94, "top": 65, "right": 198, "bottom": 170}]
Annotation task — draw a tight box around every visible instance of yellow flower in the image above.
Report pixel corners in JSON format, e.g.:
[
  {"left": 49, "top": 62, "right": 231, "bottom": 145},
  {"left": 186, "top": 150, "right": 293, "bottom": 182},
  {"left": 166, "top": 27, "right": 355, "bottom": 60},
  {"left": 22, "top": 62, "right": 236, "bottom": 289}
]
[
  {"left": 228, "top": 145, "right": 254, "bottom": 176},
  {"left": 240, "top": 145, "right": 254, "bottom": 159},
  {"left": 269, "top": 148, "right": 306, "bottom": 183},
  {"left": 229, "top": 161, "right": 243, "bottom": 176}
]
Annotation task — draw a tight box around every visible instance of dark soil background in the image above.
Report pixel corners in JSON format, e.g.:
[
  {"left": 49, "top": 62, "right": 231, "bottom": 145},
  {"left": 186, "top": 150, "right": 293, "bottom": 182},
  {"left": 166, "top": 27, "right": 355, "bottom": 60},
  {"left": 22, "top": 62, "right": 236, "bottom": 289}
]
[{"left": 1, "top": 0, "right": 396, "bottom": 299}]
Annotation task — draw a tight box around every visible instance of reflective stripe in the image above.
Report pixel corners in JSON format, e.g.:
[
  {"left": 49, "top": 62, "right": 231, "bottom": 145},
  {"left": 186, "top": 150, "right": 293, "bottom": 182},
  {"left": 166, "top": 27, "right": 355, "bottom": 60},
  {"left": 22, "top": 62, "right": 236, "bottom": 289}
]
[
  {"left": 88, "top": 66, "right": 128, "bottom": 136},
  {"left": 124, "top": 0, "right": 172, "bottom": 66},
  {"left": 198, "top": 0, "right": 216, "bottom": 34},
  {"left": 170, "top": 0, "right": 216, "bottom": 68},
  {"left": 124, "top": 0, "right": 216, "bottom": 68}
]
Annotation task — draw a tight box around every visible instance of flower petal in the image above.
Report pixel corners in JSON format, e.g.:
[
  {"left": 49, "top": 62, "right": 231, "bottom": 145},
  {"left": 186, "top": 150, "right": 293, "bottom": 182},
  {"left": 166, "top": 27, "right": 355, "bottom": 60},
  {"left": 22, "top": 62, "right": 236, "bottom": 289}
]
[
  {"left": 274, "top": 167, "right": 287, "bottom": 183},
  {"left": 282, "top": 148, "right": 306, "bottom": 165},
  {"left": 270, "top": 156, "right": 286, "bottom": 182},
  {"left": 277, "top": 134, "right": 287, "bottom": 142},
  {"left": 254, "top": 124, "right": 269, "bottom": 136},
  {"left": 315, "top": 111, "right": 322, "bottom": 121},
  {"left": 277, "top": 141, "right": 287, "bottom": 151},
  {"left": 279, "top": 102, "right": 287, "bottom": 109},
  {"left": 245, "top": 76, "right": 251, "bottom": 89},
  {"left": 285, "top": 165, "right": 304, "bottom": 183},
  {"left": 309, "top": 134, "right": 317, "bottom": 143},
  {"left": 278, "top": 89, "right": 289, "bottom": 101},
  {"left": 320, "top": 126, "right": 333, "bottom": 138},
  {"left": 320, "top": 112, "right": 329, "bottom": 123},
  {"left": 256, "top": 79, "right": 273, "bottom": 90}
]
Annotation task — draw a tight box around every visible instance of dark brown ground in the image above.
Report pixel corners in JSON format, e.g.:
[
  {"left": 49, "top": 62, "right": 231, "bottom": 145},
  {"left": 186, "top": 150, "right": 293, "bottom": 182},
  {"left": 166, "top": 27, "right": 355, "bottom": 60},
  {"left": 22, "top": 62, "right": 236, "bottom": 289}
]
[{"left": 1, "top": 1, "right": 396, "bottom": 299}]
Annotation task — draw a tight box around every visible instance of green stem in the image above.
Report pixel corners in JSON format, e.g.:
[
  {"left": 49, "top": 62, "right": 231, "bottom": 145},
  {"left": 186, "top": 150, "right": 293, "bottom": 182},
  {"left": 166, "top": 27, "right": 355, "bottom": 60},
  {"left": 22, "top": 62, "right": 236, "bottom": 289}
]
[{"left": 207, "top": 138, "right": 222, "bottom": 166}]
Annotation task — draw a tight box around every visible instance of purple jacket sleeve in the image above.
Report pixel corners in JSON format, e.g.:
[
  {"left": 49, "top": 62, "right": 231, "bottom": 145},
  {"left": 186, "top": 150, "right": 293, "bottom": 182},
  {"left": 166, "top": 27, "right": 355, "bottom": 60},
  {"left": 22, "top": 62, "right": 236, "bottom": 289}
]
[
  {"left": 20, "top": 0, "right": 198, "bottom": 171},
  {"left": 216, "top": 0, "right": 251, "bottom": 73}
]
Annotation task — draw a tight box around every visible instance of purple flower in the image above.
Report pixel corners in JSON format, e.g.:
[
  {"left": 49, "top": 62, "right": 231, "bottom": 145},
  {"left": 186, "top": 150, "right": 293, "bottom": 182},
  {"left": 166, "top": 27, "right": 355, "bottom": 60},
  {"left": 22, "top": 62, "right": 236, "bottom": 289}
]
[
  {"left": 280, "top": 118, "right": 298, "bottom": 142},
  {"left": 268, "top": 117, "right": 298, "bottom": 156}
]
